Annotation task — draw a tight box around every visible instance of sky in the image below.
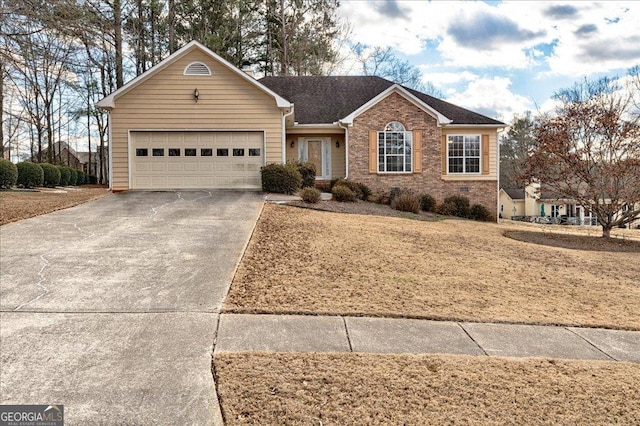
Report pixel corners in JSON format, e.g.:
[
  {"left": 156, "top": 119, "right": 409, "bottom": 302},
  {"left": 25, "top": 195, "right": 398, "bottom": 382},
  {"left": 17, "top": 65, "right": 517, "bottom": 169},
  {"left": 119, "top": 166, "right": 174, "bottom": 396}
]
[{"left": 336, "top": 0, "right": 640, "bottom": 123}]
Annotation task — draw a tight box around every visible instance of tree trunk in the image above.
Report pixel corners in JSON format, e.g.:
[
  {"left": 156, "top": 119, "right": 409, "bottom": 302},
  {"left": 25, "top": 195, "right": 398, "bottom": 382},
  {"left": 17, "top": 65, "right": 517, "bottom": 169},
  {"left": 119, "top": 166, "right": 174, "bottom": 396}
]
[
  {"left": 280, "top": 0, "right": 287, "bottom": 75},
  {"left": 168, "top": 0, "right": 175, "bottom": 53},
  {"left": 602, "top": 226, "right": 612, "bottom": 238},
  {"left": 114, "top": 0, "right": 124, "bottom": 88},
  {"left": 0, "top": 61, "right": 4, "bottom": 156}
]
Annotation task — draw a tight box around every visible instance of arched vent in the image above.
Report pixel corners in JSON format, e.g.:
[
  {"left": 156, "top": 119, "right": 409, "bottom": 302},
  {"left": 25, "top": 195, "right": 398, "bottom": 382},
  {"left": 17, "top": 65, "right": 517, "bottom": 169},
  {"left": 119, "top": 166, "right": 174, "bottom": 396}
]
[{"left": 184, "top": 62, "right": 211, "bottom": 76}]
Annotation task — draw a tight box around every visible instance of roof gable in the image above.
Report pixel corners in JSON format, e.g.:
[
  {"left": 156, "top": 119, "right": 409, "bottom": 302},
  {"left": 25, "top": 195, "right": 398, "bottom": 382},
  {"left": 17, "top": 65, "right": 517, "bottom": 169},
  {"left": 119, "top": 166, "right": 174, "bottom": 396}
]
[{"left": 97, "top": 41, "right": 291, "bottom": 109}]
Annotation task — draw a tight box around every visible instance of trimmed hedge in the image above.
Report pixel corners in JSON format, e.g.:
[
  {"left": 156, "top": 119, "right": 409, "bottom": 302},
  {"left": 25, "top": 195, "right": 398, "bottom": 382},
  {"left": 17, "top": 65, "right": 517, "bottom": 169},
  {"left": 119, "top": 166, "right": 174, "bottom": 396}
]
[
  {"left": 291, "top": 161, "right": 316, "bottom": 188},
  {"left": 40, "top": 163, "right": 61, "bottom": 187},
  {"left": 332, "top": 179, "right": 366, "bottom": 200},
  {"left": 57, "top": 165, "right": 70, "bottom": 186},
  {"left": 87, "top": 175, "right": 98, "bottom": 184},
  {"left": 300, "top": 187, "right": 321, "bottom": 203},
  {"left": 437, "top": 195, "right": 470, "bottom": 218},
  {"left": 470, "top": 204, "right": 493, "bottom": 222},
  {"left": 420, "top": 193, "right": 437, "bottom": 213},
  {"left": 68, "top": 167, "right": 78, "bottom": 186},
  {"left": 0, "top": 158, "right": 18, "bottom": 188},
  {"left": 261, "top": 163, "right": 302, "bottom": 194},
  {"left": 331, "top": 184, "right": 356, "bottom": 202},
  {"left": 17, "top": 162, "right": 44, "bottom": 188},
  {"left": 76, "top": 170, "right": 86, "bottom": 185},
  {"left": 391, "top": 190, "right": 420, "bottom": 214}
]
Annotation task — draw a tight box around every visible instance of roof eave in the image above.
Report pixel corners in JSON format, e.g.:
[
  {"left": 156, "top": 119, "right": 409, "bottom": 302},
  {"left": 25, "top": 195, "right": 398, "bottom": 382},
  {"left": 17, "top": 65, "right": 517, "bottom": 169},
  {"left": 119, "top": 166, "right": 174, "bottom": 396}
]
[{"left": 444, "top": 123, "right": 506, "bottom": 128}]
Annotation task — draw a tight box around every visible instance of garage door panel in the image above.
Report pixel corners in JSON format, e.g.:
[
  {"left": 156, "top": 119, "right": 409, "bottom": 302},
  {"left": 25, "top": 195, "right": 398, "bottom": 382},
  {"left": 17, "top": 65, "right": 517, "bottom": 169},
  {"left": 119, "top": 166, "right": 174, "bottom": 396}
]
[{"left": 131, "top": 131, "right": 263, "bottom": 189}]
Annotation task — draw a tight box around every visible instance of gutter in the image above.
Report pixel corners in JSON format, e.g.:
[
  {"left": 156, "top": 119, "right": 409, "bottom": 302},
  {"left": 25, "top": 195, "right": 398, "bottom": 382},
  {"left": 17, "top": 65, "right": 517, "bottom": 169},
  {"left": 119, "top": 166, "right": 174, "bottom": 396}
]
[{"left": 282, "top": 105, "right": 295, "bottom": 163}]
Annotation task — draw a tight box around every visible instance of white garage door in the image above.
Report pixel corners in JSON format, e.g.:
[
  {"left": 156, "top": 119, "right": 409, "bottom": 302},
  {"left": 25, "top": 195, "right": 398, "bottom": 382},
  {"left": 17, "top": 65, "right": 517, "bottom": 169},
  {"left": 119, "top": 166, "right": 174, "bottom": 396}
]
[{"left": 130, "top": 131, "right": 263, "bottom": 189}]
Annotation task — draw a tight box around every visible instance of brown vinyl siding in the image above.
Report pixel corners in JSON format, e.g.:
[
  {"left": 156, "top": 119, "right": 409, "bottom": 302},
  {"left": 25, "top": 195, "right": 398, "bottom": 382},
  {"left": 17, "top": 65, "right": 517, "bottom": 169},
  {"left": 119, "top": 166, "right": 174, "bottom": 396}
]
[{"left": 109, "top": 50, "right": 283, "bottom": 190}]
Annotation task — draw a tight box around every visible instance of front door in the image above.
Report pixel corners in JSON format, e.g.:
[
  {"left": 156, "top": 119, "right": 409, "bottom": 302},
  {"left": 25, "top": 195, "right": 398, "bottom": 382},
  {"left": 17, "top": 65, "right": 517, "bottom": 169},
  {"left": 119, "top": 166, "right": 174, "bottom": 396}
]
[{"left": 299, "top": 137, "right": 331, "bottom": 180}]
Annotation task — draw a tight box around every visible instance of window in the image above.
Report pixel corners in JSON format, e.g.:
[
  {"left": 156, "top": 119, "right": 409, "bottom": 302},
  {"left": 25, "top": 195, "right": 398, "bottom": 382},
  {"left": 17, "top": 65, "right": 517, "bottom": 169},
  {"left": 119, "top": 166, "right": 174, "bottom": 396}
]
[
  {"left": 551, "top": 205, "right": 560, "bottom": 218},
  {"left": 378, "top": 121, "right": 412, "bottom": 173},
  {"left": 135, "top": 148, "right": 148, "bottom": 157},
  {"left": 185, "top": 148, "right": 196, "bottom": 156},
  {"left": 249, "top": 148, "right": 261, "bottom": 157},
  {"left": 168, "top": 148, "right": 180, "bottom": 157},
  {"left": 216, "top": 148, "right": 228, "bottom": 157},
  {"left": 201, "top": 148, "right": 213, "bottom": 156},
  {"left": 447, "top": 135, "right": 480, "bottom": 174},
  {"left": 152, "top": 148, "right": 164, "bottom": 157},
  {"left": 233, "top": 148, "right": 245, "bottom": 157}
]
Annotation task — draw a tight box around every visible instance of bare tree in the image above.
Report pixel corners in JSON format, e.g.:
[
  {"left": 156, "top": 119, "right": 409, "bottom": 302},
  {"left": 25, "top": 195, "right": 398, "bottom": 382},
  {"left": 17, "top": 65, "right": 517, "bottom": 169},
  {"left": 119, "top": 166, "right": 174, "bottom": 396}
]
[
  {"left": 523, "top": 77, "right": 640, "bottom": 237},
  {"left": 500, "top": 112, "right": 535, "bottom": 188}
]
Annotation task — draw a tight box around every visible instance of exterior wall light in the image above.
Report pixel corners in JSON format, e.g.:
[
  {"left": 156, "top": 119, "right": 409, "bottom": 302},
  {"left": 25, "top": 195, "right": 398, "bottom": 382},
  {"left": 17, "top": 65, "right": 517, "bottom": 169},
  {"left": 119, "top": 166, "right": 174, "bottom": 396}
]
[
  {"left": 193, "top": 88, "right": 200, "bottom": 102},
  {"left": 336, "top": 140, "right": 340, "bottom": 148},
  {"left": 290, "top": 140, "right": 295, "bottom": 148}
]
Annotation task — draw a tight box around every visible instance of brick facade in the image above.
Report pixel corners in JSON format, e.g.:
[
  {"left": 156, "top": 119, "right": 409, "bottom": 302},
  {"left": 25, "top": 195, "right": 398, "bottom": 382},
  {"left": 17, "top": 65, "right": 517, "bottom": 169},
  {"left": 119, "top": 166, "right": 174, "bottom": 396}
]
[{"left": 348, "top": 92, "right": 498, "bottom": 217}]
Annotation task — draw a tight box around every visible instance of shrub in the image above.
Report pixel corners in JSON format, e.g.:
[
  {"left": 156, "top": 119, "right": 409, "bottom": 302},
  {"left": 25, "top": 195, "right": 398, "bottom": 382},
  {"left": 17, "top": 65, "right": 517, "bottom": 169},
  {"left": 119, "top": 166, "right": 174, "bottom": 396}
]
[
  {"left": 331, "top": 184, "right": 356, "bottom": 202},
  {"left": 16, "top": 162, "right": 44, "bottom": 188},
  {"left": 261, "top": 163, "right": 302, "bottom": 194},
  {"left": 40, "top": 163, "right": 61, "bottom": 187},
  {"left": 291, "top": 161, "right": 316, "bottom": 188},
  {"left": 470, "top": 204, "right": 493, "bottom": 222},
  {"left": 420, "top": 193, "right": 437, "bottom": 213},
  {"left": 357, "top": 182, "right": 372, "bottom": 201},
  {"left": 300, "top": 187, "right": 321, "bottom": 203},
  {"left": 390, "top": 189, "right": 420, "bottom": 213},
  {"left": 76, "top": 170, "right": 86, "bottom": 185},
  {"left": 57, "top": 165, "right": 70, "bottom": 186},
  {"left": 436, "top": 199, "right": 459, "bottom": 216},
  {"left": 68, "top": 167, "right": 78, "bottom": 186},
  {"left": 333, "top": 178, "right": 364, "bottom": 200},
  {"left": 0, "top": 158, "right": 18, "bottom": 188},
  {"left": 87, "top": 175, "right": 98, "bottom": 184},
  {"left": 441, "top": 195, "right": 470, "bottom": 218}
]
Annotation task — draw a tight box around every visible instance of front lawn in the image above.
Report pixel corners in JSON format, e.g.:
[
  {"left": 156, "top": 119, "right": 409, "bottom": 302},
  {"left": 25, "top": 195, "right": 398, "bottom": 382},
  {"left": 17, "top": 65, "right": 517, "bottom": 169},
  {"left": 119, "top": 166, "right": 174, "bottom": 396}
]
[{"left": 224, "top": 204, "right": 640, "bottom": 330}]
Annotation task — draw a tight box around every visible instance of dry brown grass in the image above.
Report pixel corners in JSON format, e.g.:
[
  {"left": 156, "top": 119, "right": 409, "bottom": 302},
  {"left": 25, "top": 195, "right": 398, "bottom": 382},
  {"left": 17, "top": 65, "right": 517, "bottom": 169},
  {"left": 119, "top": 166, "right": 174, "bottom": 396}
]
[
  {"left": 225, "top": 204, "right": 640, "bottom": 330},
  {"left": 214, "top": 352, "right": 640, "bottom": 425},
  {"left": 0, "top": 186, "right": 110, "bottom": 225}
]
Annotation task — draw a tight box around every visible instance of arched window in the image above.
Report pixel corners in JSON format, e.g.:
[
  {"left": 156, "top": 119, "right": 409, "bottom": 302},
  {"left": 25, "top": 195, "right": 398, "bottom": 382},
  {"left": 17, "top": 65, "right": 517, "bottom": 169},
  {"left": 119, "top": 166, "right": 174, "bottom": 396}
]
[
  {"left": 183, "top": 62, "right": 211, "bottom": 76},
  {"left": 378, "top": 121, "right": 412, "bottom": 173}
]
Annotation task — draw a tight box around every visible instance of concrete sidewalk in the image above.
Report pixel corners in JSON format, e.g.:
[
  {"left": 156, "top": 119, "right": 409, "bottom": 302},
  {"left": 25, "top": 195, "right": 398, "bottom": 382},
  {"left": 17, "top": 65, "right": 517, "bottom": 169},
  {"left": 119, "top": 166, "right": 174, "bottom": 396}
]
[{"left": 215, "top": 314, "right": 640, "bottom": 363}]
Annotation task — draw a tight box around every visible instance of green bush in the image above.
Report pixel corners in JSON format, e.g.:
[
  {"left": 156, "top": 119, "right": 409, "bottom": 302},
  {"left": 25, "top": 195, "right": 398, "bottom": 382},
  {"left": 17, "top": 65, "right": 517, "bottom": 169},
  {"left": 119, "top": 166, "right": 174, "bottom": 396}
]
[
  {"left": 0, "top": 158, "right": 18, "bottom": 188},
  {"left": 300, "top": 187, "right": 321, "bottom": 203},
  {"left": 261, "top": 163, "right": 302, "bottom": 194},
  {"left": 357, "top": 182, "right": 372, "bottom": 201},
  {"left": 331, "top": 184, "right": 356, "bottom": 202},
  {"left": 16, "top": 162, "right": 44, "bottom": 188},
  {"left": 68, "top": 167, "right": 78, "bottom": 186},
  {"left": 291, "top": 161, "right": 316, "bottom": 188},
  {"left": 87, "top": 175, "right": 98, "bottom": 184},
  {"left": 76, "top": 170, "right": 86, "bottom": 185},
  {"left": 420, "top": 193, "right": 437, "bottom": 213},
  {"left": 470, "top": 204, "right": 494, "bottom": 222},
  {"left": 57, "top": 165, "right": 70, "bottom": 186},
  {"left": 436, "top": 199, "right": 459, "bottom": 216},
  {"left": 390, "top": 189, "right": 420, "bottom": 214},
  {"left": 40, "top": 163, "right": 61, "bottom": 187},
  {"left": 440, "top": 195, "right": 470, "bottom": 218},
  {"left": 332, "top": 179, "right": 364, "bottom": 200}
]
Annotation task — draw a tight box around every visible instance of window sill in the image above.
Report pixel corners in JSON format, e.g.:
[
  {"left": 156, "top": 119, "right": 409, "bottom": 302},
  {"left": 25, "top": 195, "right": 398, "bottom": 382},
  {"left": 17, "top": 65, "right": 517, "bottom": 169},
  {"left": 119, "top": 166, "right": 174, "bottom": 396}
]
[
  {"left": 377, "top": 172, "right": 413, "bottom": 175},
  {"left": 441, "top": 174, "right": 495, "bottom": 181}
]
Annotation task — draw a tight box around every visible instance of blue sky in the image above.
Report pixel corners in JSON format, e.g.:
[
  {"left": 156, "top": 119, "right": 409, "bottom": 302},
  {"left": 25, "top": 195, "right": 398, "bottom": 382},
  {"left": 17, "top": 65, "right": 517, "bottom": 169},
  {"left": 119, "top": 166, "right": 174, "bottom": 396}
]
[{"left": 337, "top": 0, "right": 640, "bottom": 123}]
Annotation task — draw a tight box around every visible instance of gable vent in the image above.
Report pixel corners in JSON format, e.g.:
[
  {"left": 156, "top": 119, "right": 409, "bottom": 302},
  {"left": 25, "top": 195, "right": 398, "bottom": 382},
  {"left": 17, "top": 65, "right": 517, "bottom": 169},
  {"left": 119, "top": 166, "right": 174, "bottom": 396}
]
[{"left": 184, "top": 62, "right": 211, "bottom": 76}]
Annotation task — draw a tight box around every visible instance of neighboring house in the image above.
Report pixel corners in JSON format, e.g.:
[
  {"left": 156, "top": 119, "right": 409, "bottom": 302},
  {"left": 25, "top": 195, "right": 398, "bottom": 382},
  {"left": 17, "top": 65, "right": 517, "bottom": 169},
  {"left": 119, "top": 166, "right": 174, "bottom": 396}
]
[
  {"left": 499, "top": 188, "right": 525, "bottom": 219},
  {"left": 77, "top": 151, "right": 105, "bottom": 177},
  {"left": 2, "top": 146, "right": 10, "bottom": 160},
  {"left": 32, "top": 141, "right": 82, "bottom": 169},
  {"left": 97, "top": 41, "right": 505, "bottom": 216}
]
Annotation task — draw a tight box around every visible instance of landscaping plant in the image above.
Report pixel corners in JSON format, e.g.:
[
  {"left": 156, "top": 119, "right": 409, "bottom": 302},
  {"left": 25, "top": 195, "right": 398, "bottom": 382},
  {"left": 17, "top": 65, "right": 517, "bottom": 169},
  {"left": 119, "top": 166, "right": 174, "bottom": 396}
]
[
  {"left": 420, "top": 193, "right": 437, "bottom": 212},
  {"left": 331, "top": 184, "right": 356, "bottom": 202},
  {"left": 390, "top": 189, "right": 420, "bottom": 213},
  {"left": 261, "top": 163, "right": 302, "bottom": 194},
  {"left": 300, "top": 187, "right": 321, "bottom": 203},
  {"left": 291, "top": 161, "right": 316, "bottom": 188},
  {"left": 40, "top": 163, "right": 61, "bottom": 187},
  {"left": 0, "top": 158, "right": 18, "bottom": 188},
  {"left": 57, "top": 165, "right": 71, "bottom": 186},
  {"left": 16, "top": 162, "right": 44, "bottom": 188}
]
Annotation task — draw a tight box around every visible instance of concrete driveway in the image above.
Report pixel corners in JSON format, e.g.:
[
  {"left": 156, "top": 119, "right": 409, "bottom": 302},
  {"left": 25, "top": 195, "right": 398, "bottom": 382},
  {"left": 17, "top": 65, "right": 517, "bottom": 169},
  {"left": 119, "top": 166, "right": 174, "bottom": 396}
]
[{"left": 0, "top": 190, "right": 263, "bottom": 424}]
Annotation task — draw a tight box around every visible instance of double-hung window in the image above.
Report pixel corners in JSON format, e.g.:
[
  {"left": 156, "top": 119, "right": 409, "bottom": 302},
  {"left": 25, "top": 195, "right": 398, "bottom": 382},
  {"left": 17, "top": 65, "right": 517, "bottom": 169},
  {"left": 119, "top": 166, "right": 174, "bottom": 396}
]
[
  {"left": 447, "top": 135, "right": 480, "bottom": 174},
  {"left": 378, "top": 121, "right": 412, "bottom": 173}
]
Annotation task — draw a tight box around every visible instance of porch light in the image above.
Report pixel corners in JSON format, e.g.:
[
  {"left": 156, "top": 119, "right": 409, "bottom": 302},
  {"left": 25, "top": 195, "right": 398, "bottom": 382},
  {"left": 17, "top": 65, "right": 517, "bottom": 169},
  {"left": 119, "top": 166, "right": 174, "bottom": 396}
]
[
  {"left": 336, "top": 140, "right": 340, "bottom": 148},
  {"left": 290, "top": 140, "right": 295, "bottom": 148},
  {"left": 193, "top": 88, "right": 199, "bottom": 102}
]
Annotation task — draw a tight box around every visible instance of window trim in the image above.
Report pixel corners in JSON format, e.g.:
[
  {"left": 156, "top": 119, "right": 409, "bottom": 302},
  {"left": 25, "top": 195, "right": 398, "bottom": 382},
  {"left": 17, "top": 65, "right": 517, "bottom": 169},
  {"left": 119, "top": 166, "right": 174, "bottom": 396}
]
[
  {"left": 377, "top": 121, "right": 413, "bottom": 174},
  {"left": 446, "top": 134, "right": 481, "bottom": 175}
]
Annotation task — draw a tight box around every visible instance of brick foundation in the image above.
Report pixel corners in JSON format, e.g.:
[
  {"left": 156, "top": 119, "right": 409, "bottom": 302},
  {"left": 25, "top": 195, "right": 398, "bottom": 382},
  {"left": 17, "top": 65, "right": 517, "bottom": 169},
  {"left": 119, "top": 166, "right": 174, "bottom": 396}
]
[{"left": 348, "top": 92, "right": 498, "bottom": 218}]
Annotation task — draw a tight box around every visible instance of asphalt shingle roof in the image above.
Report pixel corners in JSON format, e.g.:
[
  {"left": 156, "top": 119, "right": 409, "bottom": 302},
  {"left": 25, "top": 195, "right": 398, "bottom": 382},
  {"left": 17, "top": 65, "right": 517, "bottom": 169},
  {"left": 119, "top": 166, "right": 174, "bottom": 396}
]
[
  {"left": 259, "top": 75, "right": 504, "bottom": 126},
  {"left": 503, "top": 188, "right": 525, "bottom": 200}
]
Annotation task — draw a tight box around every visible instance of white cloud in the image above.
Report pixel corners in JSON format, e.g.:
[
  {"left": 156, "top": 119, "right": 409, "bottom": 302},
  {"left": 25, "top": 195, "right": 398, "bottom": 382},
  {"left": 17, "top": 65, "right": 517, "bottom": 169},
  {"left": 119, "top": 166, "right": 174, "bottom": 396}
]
[
  {"left": 445, "top": 77, "right": 534, "bottom": 123},
  {"left": 420, "top": 70, "right": 478, "bottom": 87}
]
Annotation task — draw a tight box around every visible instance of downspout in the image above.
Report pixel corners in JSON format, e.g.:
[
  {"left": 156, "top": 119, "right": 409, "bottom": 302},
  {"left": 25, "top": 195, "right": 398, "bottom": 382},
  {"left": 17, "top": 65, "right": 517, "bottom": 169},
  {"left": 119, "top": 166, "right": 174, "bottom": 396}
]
[
  {"left": 339, "top": 121, "right": 349, "bottom": 178},
  {"left": 107, "top": 110, "right": 113, "bottom": 191},
  {"left": 496, "top": 127, "right": 505, "bottom": 223},
  {"left": 282, "top": 105, "right": 294, "bottom": 164}
]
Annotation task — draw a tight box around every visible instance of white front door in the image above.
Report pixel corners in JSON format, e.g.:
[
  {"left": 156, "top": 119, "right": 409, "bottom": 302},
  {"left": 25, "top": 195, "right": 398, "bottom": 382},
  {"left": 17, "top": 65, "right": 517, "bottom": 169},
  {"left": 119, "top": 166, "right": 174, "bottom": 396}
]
[{"left": 298, "top": 137, "right": 331, "bottom": 180}]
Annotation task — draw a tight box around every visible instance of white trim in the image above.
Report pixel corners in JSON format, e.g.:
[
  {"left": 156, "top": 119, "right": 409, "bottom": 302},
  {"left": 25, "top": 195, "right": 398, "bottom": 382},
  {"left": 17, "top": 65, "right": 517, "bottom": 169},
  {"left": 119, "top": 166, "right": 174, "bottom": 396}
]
[
  {"left": 97, "top": 40, "right": 292, "bottom": 109},
  {"left": 444, "top": 124, "right": 505, "bottom": 129},
  {"left": 183, "top": 61, "right": 211, "bottom": 76},
  {"left": 377, "top": 127, "right": 413, "bottom": 174},
  {"left": 282, "top": 107, "right": 295, "bottom": 163},
  {"left": 108, "top": 111, "right": 113, "bottom": 189},
  {"left": 341, "top": 84, "right": 451, "bottom": 125},
  {"left": 292, "top": 123, "right": 342, "bottom": 128},
  {"left": 446, "top": 134, "right": 482, "bottom": 175},
  {"left": 339, "top": 121, "right": 349, "bottom": 178}
]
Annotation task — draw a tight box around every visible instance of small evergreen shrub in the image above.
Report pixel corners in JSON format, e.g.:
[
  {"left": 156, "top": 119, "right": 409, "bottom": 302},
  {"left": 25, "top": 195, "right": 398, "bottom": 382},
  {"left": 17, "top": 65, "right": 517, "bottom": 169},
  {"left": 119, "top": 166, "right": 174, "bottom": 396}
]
[
  {"left": 68, "top": 167, "right": 78, "bottom": 186},
  {"left": 333, "top": 179, "right": 364, "bottom": 200},
  {"left": 57, "top": 165, "right": 70, "bottom": 186},
  {"left": 261, "top": 163, "right": 302, "bottom": 194},
  {"left": 17, "top": 162, "right": 44, "bottom": 188},
  {"left": 76, "top": 170, "right": 86, "bottom": 185},
  {"left": 357, "top": 182, "right": 372, "bottom": 201},
  {"left": 87, "top": 175, "right": 98, "bottom": 184},
  {"left": 420, "top": 193, "right": 437, "bottom": 213},
  {"left": 390, "top": 189, "right": 420, "bottom": 213},
  {"left": 0, "top": 158, "right": 18, "bottom": 188},
  {"left": 436, "top": 199, "right": 459, "bottom": 216},
  {"left": 300, "top": 187, "right": 321, "bottom": 203},
  {"left": 331, "top": 184, "right": 356, "bottom": 202},
  {"left": 470, "top": 204, "right": 493, "bottom": 222},
  {"left": 441, "top": 195, "right": 470, "bottom": 218},
  {"left": 40, "top": 163, "right": 61, "bottom": 187},
  {"left": 291, "top": 161, "right": 316, "bottom": 188}
]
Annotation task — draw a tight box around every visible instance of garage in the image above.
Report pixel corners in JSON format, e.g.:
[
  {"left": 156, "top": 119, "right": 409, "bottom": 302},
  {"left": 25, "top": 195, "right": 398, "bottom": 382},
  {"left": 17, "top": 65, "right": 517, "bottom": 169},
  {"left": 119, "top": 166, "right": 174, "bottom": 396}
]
[{"left": 130, "top": 131, "right": 264, "bottom": 189}]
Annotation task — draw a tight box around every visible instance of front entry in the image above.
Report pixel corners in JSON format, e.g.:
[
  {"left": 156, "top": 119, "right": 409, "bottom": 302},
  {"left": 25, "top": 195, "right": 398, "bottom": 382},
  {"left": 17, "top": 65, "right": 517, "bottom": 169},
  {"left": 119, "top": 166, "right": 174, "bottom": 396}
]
[{"left": 298, "top": 137, "right": 331, "bottom": 180}]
